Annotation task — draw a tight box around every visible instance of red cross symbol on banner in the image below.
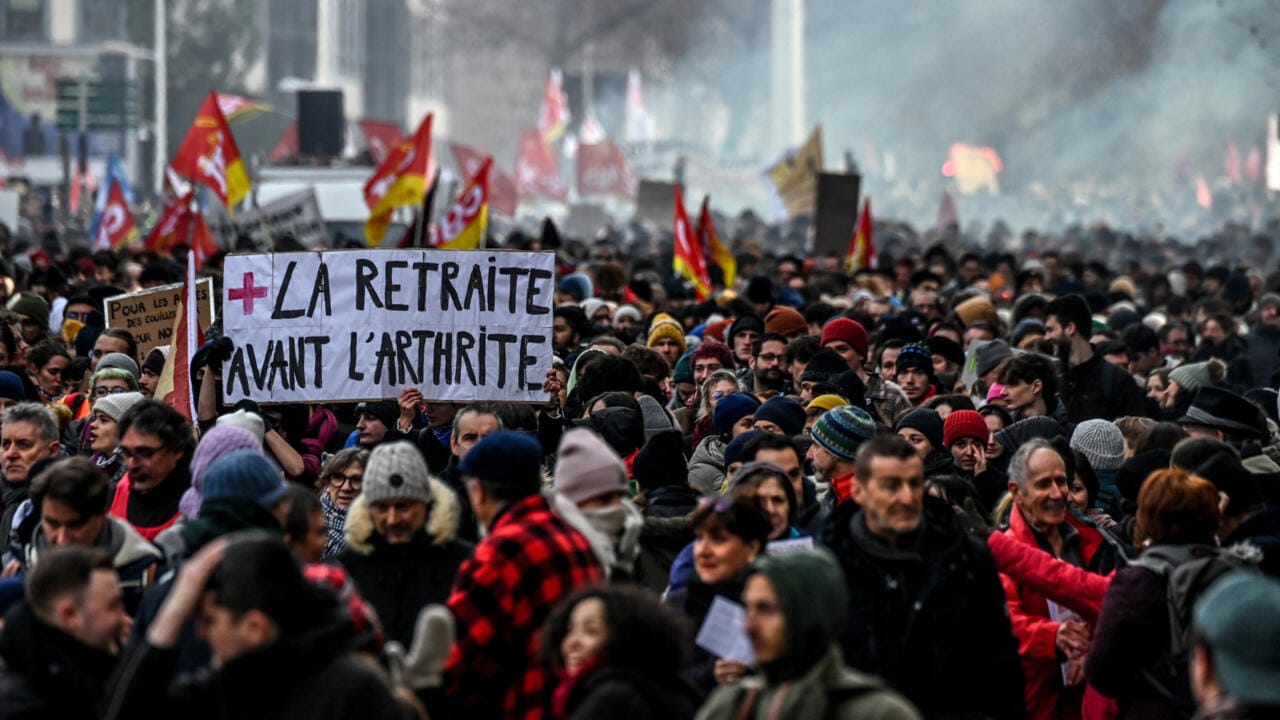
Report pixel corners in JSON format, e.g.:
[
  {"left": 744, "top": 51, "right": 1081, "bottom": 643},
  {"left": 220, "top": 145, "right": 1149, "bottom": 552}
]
[{"left": 228, "top": 272, "right": 269, "bottom": 315}]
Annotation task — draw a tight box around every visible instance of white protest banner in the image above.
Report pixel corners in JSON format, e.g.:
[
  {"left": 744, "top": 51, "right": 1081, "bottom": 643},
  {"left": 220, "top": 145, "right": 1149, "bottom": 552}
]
[
  {"left": 221, "top": 249, "right": 556, "bottom": 404},
  {"left": 104, "top": 278, "right": 215, "bottom": 358},
  {"left": 206, "top": 188, "right": 330, "bottom": 249}
]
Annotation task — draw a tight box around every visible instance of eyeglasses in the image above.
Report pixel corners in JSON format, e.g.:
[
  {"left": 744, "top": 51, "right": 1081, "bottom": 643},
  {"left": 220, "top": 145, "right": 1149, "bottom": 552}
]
[
  {"left": 118, "top": 445, "right": 165, "bottom": 461},
  {"left": 328, "top": 472, "right": 363, "bottom": 489},
  {"left": 711, "top": 390, "right": 732, "bottom": 400},
  {"left": 93, "top": 386, "right": 129, "bottom": 397}
]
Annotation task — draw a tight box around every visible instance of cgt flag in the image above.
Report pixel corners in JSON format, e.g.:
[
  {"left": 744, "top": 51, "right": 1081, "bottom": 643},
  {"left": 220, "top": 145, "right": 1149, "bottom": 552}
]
[
  {"left": 171, "top": 90, "right": 251, "bottom": 210},
  {"left": 92, "top": 175, "right": 138, "bottom": 251},
  {"left": 844, "top": 197, "right": 873, "bottom": 276},
  {"left": 364, "top": 113, "right": 434, "bottom": 246},
  {"left": 433, "top": 157, "right": 490, "bottom": 250},
  {"left": 153, "top": 253, "right": 203, "bottom": 423},
  {"left": 145, "top": 192, "right": 219, "bottom": 269},
  {"left": 452, "top": 143, "right": 518, "bottom": 216},
  {"left": 672, "top": 185, "right": 711, "bottom": 301},
  {"left": 88, "top": 152, "right": 135, "bottom": 239},
  {"left": 697, "top": 195, "right": 735, "bottom": 288}
]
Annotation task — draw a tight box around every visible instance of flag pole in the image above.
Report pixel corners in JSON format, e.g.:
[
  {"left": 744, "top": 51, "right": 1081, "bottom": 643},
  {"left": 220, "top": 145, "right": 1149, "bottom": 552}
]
[{"left": 413, "top": 167, "right": 441, "bottom": 248}]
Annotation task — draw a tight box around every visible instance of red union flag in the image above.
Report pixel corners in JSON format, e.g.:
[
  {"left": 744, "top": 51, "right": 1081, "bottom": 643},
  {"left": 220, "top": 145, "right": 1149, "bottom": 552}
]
[
  {"left": 516, "top": 130, "right": 567, "bottom": 202},
  {"left": 171, "top": 91, "right": 251, "bottom": 209},
  {"left": 432, "top": 157, "right": 490, "bottom": 250},
  {"left": 576, "top": 141, "right": 636, "bottom": 198},
  {"left": 451, "top": 143, "right": 518, "bottom": 216},
  {"left": 146, "top": 192, "right": 197, "bottom": 255},
  {"left": 538, "top": 67, "right": 571, "bottom": 144},
  {"left": 359, "top": 119, "right": 404, "bottom": 164},
  {"left": 364, "top": 113, "right": 434, "bottom": 245},
  {"left": 672, "top": 185, "right": 711, "bottom": 300},
  {"left": 92, "top": 177, "right": 138, "bottom": 251}
]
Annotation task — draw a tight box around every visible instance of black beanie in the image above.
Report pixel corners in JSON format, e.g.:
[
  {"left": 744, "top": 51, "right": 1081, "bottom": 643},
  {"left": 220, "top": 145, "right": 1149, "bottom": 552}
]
[
  {"left": 895, "top": 408, "right": 944, "bottom": 452},
  {"left": 634, "top": 429, "right": 688, "bottom": 493}
]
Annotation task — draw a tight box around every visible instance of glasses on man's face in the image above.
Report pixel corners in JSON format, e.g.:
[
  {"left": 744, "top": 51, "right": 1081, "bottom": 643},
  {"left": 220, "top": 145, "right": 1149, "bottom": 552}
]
[
  {"left": 329, "top": 471, "right": 363, "bottom": 490},
  {"left": 118, "top": 445, "right": 164, "bottom": 461},
  {"left": 93, "top": 386, "right": 128, "bottom": 398}
]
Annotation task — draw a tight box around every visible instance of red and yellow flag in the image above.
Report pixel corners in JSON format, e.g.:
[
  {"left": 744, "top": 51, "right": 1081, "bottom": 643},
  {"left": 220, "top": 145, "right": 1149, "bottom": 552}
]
[
  {"left": 145, "top": 191, "right": 196, "bottom": 256},
  {"left": 673, "top": 185, "right": 711, "bottom": 301},
  {"left": 697, "top": 195, "right": 735, "bottom": 288},
  {"left": 92, "top": 176, "right": 138, "bottom": 251},
  {"left": 845, "top": 197, "right": 874, "bottom": 276},
  {"left": 364, "top": 113, "right": 434, "bottom": 246},
  {"left": 171, "top": 91, "right": 251, "bottom": 210},
  {"left": 154, "top": 253, "right": 203, "bottom": 423},
  {"left": 433, "top": 157, "right": 490, "bottom": 250}
]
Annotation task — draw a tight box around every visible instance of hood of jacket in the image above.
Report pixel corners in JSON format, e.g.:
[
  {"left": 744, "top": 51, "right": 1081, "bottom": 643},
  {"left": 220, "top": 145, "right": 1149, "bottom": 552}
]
[
  {"left": 343, "top": 475, "right": 459, "bottom": 555},
  {"left": 747, "top": 547, "right": 848, "bottom": 682},
  {"left": 28, "top": 515, "right": 162, "bottom": 569}
]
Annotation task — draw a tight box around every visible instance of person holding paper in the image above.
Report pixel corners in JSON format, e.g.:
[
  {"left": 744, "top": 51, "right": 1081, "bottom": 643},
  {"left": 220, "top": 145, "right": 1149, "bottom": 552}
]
[
  {"left": 696, "top": 549, "right": 920, "bottom": 720},
  {"left": 664, "top": 492, "right": 771, "bottom": 700}
]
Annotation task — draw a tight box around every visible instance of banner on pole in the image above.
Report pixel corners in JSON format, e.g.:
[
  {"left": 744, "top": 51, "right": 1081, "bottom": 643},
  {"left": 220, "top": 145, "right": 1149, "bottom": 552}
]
[
  {"left": 104, "top": 278, "right": 215, "bottom": 357},
  {"left": 221, "top": 250, "right": 556, "bottom": 404}
]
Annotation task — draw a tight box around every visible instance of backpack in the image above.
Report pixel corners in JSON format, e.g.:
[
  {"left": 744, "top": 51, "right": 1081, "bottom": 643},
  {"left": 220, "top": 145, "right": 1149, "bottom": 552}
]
[{"left": 1127, "top": 543, "right": 1261, "bottom": 718}]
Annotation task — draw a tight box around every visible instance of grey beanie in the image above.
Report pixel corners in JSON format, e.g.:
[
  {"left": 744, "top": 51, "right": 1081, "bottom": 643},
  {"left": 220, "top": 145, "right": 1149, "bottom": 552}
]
[
  {"left": 362, "top": 441, "right": 433, "bottom": 506},
  {"left": 1070, "top": 419, "right": 1126, "bottom": 472},
  {"left": 1169, "top": 361, "right": 1213, "bottom": 393},
  {"left": 96, "top": 352, "right": 140, "bottom": 380},
  {"left": 93, "top": 391, "right": 147, "bottom": 422}
]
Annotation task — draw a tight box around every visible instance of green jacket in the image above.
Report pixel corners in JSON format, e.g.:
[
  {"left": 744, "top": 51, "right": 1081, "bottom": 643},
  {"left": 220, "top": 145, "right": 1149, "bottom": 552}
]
[{"left": 694, "top": 646, "right": 920, "bottom": 720}]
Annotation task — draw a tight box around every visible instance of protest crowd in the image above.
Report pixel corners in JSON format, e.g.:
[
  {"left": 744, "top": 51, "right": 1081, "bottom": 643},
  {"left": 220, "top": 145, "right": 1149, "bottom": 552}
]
[{"left": 0, "top": 200, "right": 1276, "bottom": 720}]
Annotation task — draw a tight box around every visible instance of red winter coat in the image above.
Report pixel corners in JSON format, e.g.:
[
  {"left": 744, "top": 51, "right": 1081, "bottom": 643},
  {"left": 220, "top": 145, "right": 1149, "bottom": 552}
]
[{"left": 1000, "top": 505, "right": 1110, "bottom": 720}]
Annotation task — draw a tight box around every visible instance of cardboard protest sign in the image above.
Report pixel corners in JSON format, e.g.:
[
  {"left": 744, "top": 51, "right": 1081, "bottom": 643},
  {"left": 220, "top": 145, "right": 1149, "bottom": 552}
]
[
  {"left": 104, "top": 278, "right": 215, "bottom": 358},
  {"left": 221, "top": 249, "right": 556, "bottom": 404},
  {"left": 206, "top": 188, "right": 329, "bottom": 249}
]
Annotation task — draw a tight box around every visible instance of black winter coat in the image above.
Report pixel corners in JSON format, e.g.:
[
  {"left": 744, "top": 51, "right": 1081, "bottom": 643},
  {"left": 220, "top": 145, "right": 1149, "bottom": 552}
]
[
  {"left": 559, "top": 666, "right": 700, "bottom": 720},
  {"left": 104, "top": 613, "right": 410, "bottom": 720},
  {"left": 822, "top": 496, "right": 1027, "bottom": 719},
  {"left": 339, "top": 530, "right": 472, "bottom": 647},
  {"left": 0, "top": 602, "right": 118, "bottom": 719},
  {"left": 635, "top": 484, "right": 699, "bottom": 593},
  {"left": 1059, "top": 352, "right": 1146, "bottom": 424}
]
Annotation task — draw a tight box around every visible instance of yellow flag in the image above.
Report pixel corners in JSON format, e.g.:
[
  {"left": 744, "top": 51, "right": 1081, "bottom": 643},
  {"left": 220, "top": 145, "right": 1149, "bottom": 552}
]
[
  {"left": 433, "top": 157, "right": 491, "bottom": 250},
  {"left": 767, "top": 125, "right": 823, "bottom": 217}
]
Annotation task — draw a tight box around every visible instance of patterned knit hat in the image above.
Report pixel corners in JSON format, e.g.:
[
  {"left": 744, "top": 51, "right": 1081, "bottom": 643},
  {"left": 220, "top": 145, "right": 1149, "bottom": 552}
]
[
  {"left": 362, "top": 441, "right": 433, "bottom": 506},
  {"left": 943, "top": 410, "right": 989, "bottom": 447},
  {"left": 1070, "top": 419, "right": 1125, "bottom": 472},
  {"left": 811, "top": 406, "right": 876, "bottom": 461},
  {"left": 895, "top": 342, "right": 934, "bottom": 376}
]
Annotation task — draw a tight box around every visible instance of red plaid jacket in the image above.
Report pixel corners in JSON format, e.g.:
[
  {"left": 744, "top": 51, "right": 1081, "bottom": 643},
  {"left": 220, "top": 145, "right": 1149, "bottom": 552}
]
[{"left": 444, "top": 493, "right": 603, "bottom": 719}]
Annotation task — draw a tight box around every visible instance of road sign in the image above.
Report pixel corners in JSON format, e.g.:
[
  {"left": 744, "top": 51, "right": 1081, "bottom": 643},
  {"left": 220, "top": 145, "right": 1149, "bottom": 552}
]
[{"left": 54, "top": 78, "right": 138, "bottom": 132}]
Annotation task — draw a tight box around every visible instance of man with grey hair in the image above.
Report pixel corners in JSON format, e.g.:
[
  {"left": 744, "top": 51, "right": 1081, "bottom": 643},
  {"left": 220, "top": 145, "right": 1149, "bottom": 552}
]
[
  {"left": 1244, "top": 292, "right": 1280, "bottom": 387},
  {"left": 1, "top": 402, "right": 61, "bottom": 546},
  {"left": 1000, "top": 437, "right": 1118, "bottom": 720}
]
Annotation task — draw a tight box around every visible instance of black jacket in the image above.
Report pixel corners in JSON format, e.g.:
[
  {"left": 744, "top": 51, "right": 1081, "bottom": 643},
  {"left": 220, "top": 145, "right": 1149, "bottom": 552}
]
[
  {"left": 339, "top": 530, "right": 472, "bottom": 648},
  {"left": 0, "top": 602, "right": 118, "bottom": 719},
  {"left": 104, "top": 611, "right": 409, "bottom": 720},
  {"left": 560, "top": 666, "right": 700, "bottom": 720},
  {"left": 635, "top": 484, "right": 699, "bottom": 593},
  {"left": 822, "top": 496, "right": 1027, "bottom": 719},
  {"left": 1059, "top": 352, "right": 1146, "bottom": 424}
]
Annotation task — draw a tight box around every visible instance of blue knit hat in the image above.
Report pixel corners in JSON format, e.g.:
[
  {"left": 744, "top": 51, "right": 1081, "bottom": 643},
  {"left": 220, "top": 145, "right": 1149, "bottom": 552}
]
[
  {"left": 714, "top": 393, "right": 761, "bottom": 437},
  {"left": 753, "top": 396, "right": 806, "bottom": 437},
  {"left": 812, "top": 406, "right": 876, "bottom": 461},
  {"left": 724, "top": 429, "right": 766, "bottom": 469},
  {"left": 202, "top": 449, "right": 287, "bottom": 508},
  {"left": 458, "top": 430, "right": 544, "bottom": 493},
  {"left": 896, "top": 341, "right": 934, "bottom": 376},
  {"left": 0, "top": 371, "right": 24, "bottom": 401},
  {"left": 673, "top": 351, "right": 695, "bottom": 385}
]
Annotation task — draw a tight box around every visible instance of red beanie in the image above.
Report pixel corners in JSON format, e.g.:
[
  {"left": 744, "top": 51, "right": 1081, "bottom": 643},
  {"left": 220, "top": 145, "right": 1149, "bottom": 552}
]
[
  {"left": 944, "top": 410, "right": 990, "bottom": 448},
  {"left": 820, "top": 318, "right": 869, "bottom": 359}
]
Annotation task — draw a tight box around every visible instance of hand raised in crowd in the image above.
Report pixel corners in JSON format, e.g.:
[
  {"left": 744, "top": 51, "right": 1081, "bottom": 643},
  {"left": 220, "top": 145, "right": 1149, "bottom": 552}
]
[
  {"left": 972, "top": 443, "right": 988, "bottom": 475},
  {"left": 398, "top": 387, "right": 424, "bottom": 426},
  {"left": 543, "top": 368, "right": 563, "bottom": 404},
  {"left": 146, "top": 538, "right": 229, "bottom": 649}
]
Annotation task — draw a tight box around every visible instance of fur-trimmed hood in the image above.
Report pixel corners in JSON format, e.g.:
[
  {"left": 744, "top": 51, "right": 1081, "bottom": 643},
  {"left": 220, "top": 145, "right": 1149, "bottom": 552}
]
[{"left": 343, "top": 475, "right": 460, "bottom": 555}]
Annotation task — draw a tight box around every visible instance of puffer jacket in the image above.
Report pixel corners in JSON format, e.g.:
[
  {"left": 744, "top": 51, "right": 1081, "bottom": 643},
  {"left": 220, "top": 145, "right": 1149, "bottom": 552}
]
[
  {"left": 338, "top": 476, "right": 473, "bottom": 648},
  {"left": 687, "top": 435, "right": 727, "bottom": 496}
]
